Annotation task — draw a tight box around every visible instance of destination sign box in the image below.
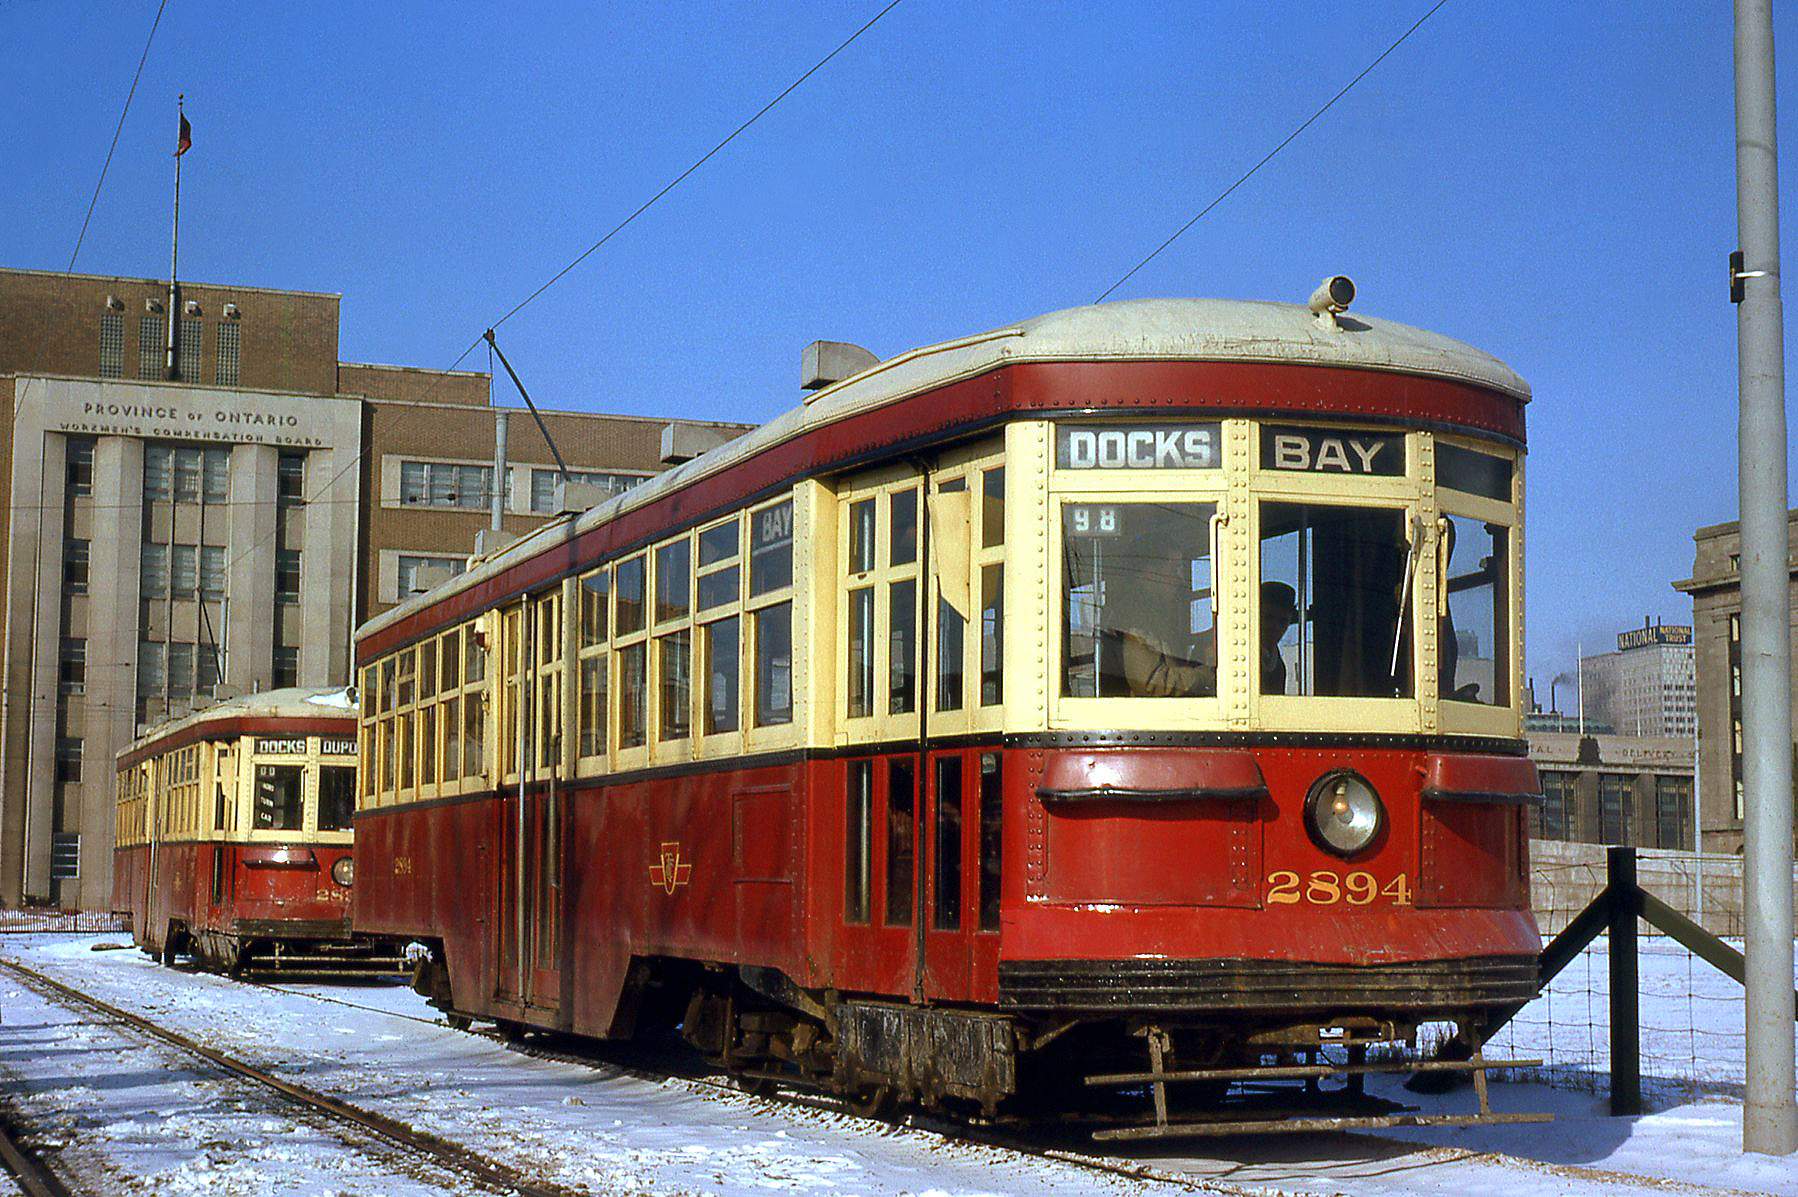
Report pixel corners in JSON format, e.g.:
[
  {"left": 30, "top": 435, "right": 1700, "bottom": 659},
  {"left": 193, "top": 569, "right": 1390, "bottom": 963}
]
[
  {"left": 256, "top": 737, "right": 309, "bottom": 755},
  {"left": 1056, "top": 424, "right": 1221, "bottom": 471},
  {"left": 1261, "top": 426, "right": 1404, "bottom": 476}
]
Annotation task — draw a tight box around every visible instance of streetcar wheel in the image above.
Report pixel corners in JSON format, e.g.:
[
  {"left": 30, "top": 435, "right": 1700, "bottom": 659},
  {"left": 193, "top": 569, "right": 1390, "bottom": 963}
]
[
  {"left": 496, "top": 1019, "right": 527, "bottom": 1043},
  {"left": 445, "top": 1012, "right": 472, "bottom": 1031},
  {"left": 845, "top": 1084, "right": 897, "bottom": 1119}
]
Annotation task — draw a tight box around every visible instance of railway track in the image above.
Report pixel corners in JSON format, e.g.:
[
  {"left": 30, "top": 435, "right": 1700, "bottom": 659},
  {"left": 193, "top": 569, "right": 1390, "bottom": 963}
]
[
  {"left": 248, "top": 978, "right": 1229, "bottom": 1193},
  {"left": 0, "top": 1106, "right": 72, "bottom": 1197},
  {"left": 0, "top": 957, "right": 578, "bottom": 1197}
]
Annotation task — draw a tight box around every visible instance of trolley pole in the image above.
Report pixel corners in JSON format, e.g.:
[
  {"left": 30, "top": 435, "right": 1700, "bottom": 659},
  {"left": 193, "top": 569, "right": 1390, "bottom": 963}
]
[{"left": 1732, "top": 0, "right": 1798, "bottom": 1157}]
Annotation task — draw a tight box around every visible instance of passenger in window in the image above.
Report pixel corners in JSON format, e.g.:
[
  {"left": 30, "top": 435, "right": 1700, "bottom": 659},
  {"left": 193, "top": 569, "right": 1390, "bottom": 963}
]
[
  {"left": 1259, "top": 582, "right": 1299, "bottom": 695},
  {"left": 1103, "top": 545, "right": 1216, "bottom": 698}
]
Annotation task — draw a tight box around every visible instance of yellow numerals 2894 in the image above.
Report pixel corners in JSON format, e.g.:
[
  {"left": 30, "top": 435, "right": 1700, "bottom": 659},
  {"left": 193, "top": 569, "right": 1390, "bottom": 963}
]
[{"left": 1265, "top": 869, "right": 1411, "bottom": 907}]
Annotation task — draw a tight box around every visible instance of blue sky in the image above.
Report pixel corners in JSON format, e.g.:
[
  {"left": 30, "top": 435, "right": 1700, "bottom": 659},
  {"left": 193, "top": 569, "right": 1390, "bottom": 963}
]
[{"left": 7, "top": 2, "right": 1796, "bottom": 699}]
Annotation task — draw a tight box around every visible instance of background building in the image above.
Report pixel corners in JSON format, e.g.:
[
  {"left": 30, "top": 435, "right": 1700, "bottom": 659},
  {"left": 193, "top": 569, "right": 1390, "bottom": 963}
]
[
  {"left": 1673, "top": 509, "right": 1798, "bottom": 854},
  {"left": 0, "top": 267, "right": 750, "bottom": 909},
  {"left": 1577, "top": 619, "right": 1697, "bottom": 738},
  {"left": 1527, "top": 731, "right": 1695, "bottom": 850}
]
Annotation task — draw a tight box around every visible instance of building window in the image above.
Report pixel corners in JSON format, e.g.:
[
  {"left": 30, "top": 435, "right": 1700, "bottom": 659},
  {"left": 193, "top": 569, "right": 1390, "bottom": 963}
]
[
  {"left": 1599, "top": 773, "right": 1632, "bottom": 844},
  {"left": 216, "top": 321, "right": 240, "bottom": 386},
  {"left": 143, "top": 446, "right": 172, "bottom": 501},
  {"left": 199, "top": 546, "right": 226, "bottom": 601},
  {"left": 66, "top": 438, "right": 95, "bottom": 496},
  {"left": 277, "top": 452, "right": 304, "bottom": 504},
  {"left": 59, "top": 638, "right": 85, "bottom": 695},
  {"left": 275, "top": 550, "right": 301, "bottom": 602},
  {"left": 50, "top": 833, "right": 79, "bottom": 881},
  {"left": 400, "top": 460, "right": 494, "bottom": 510},
  {"left": 99, "top": 313, "right": 124, "bottom": 378},
  {"left": 273, "top": 645, "right": 298, "bottom": 689},
  {"left": 168, "top": 642, "right": 194, "bottom": 697},
  {"left": 55, "top": 737, "right": 82, "bottom": 784},
  {"left": 140, "top": 543, "right": 168, "bottom": 599},
  {"left": 173, "top": 447, "right": 201, "bottom": 502},
  {"left": 1654, "top": 775, "right": 1692, "bottom": 850},
  {"left": 137, "top": 314, "right": 165, "bottom": 378},
  {"left": 63, "top": 539, "right": 89, "bottom": 594},
  {"left": 202, "top": 448, "right": 229, "bottom": 503},
  {"left": 398, "top": 554, "right": 465, "bottom": 596},
  {"left": 137, "top": 641, "right": 166, "bottom": 697},
  {"left": 528, "top": 468, "right": 646, "bottom": 514},
  {"left": 198, "top": 644, "right": 221, "bottom": 693},
  {"left": 170, "top": 545, "right": 198, "bottom": 600},
  {"left": 178, "top": 317, "right": 202, "bottom": 382}
]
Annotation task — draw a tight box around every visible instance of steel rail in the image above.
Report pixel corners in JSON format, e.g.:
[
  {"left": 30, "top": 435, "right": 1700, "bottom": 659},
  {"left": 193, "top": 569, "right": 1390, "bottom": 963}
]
[
  {"left": 0, "top": 958, "right": 574, "bottom": 1197},
  {"left": 0, "top": 1110, "right": 72, "bottom": 1197}
]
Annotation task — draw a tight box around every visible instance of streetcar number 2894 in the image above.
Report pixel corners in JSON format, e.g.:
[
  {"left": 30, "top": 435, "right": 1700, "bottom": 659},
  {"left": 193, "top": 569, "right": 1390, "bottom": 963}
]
[{"left": 1265, "top": 869, "right": 1411, "bottom": 906}]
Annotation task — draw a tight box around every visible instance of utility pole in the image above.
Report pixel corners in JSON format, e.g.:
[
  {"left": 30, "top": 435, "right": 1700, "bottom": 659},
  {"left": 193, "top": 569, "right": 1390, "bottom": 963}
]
[{"left": 1731, "top": 0, "right": 1798, "bottom": 1157}]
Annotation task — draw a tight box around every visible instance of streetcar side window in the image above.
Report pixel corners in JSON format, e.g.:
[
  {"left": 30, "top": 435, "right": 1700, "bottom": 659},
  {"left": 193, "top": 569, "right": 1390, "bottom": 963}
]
[
  {"left": 1061, "top": 502, "right": 1217, "bottom": 698},
  {"left": 578, "top": 569, "right": 610, "bottom": 762},
  {"left": 750, "top": 499, "right": 794, "bottom": 728},
  {"left": 753, "top": 604, "right": 793, "bottom": 727},
  {"left": 932, "top": 757, "right": 962, "bottom": 930},
  {"left": 1439, "top": 515, "right": 1509, "bottom": 706},
  {"left": 885, "top": 759, "right": 915, "bottom": 927},
  {"left": 615, "top": 555, "right": 650, "bottom": 751},
  {"left": 652, "top": 536, "right": 693, "bottom": 744},
  {"left": 934, "top": 478, "right": 966, "bottom": 712},
  {"left": 978, "top": 753, "right": 1002, "bottom": 932},
  {"left": 704, "top": 615, "right": 739, "bottom": 734},
  {"left": 845, "top": 760, "right": 873, "bottom": 925},
  {"left": 534, "top": 590, "right": 564, "bottom": 766},
  {"left": 1258, "top": 502, "right": 1414, "bottom": 699}
]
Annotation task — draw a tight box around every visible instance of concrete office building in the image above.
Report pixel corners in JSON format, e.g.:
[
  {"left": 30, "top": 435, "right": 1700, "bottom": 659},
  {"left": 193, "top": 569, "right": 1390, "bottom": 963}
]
[
  {"left": 1577, "top": 620, "right": 1698, "bottom": 739},
  {"left": 0, "top": 268, "right": 749, "bottom": 909},
  {"left": 1673, "top": 509, "right": 1798, "bottom": 855}
]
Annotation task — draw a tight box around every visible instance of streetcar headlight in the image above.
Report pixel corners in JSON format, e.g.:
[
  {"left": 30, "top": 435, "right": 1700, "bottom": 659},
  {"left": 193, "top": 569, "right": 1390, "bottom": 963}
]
[
  {"left": 331, "top": 856, "right": 355, "bottom": 887},
  {"left": 1305, "top": 771, "right": 1384, "bottom": 857}
]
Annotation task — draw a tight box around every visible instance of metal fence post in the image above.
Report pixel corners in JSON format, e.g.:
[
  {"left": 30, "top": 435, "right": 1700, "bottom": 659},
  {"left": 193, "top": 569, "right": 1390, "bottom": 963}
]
[{"left": 1608, "top": 846, "right": 1641, "bottom": 1116}]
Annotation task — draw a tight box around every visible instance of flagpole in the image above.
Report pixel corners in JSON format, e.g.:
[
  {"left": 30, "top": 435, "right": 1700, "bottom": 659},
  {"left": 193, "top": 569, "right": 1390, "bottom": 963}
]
[{"left": 166, "top": 94, "right": 183, "bottom": 381}]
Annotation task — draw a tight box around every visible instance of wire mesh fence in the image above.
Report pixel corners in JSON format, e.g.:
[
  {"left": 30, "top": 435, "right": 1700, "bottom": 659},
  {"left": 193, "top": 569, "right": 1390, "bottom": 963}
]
[{"left": 1483, "top": 842, "right": 1797, "bottom": 1107}]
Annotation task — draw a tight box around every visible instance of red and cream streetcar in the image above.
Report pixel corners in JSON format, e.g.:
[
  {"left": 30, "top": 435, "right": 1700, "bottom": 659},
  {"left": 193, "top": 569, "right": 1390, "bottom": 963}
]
[
  {"left": 353, "top": 282, "right": 1544, "bottom": 1133},
  {"left": 113, "top": 687, "right": 396, "bottom": 976}
]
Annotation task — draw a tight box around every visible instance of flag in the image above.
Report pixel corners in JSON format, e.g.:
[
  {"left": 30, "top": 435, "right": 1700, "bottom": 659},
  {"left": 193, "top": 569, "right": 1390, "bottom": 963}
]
[{"left": 175, "top": 112, "right": 191, "bottom": 157}]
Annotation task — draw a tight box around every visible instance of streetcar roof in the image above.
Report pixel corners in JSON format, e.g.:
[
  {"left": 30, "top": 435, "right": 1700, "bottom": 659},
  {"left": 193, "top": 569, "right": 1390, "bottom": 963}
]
[
  {"left": 118, "top": 686, "right": 355, "bottom": 761},
  {"left": 359, "top": 298, "right": 1528, "bottom": 644}
]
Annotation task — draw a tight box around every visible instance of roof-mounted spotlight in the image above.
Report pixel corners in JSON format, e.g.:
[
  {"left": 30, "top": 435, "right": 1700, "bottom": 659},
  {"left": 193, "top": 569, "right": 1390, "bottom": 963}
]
[
  {"left": 1307, "top": 275, "right": 1356, "bottom": 325},
  {"left": 104, "top": 294, "right": 124, "bottom": 312},
  {"left": 222, "top": 303, "right": 240, "bottom": 320},
  {"left": 184, "top": 299, "right": 202, "bottom": 316},
  {"left": 144, "top": 296, "right": 164, "bottom": 313}
]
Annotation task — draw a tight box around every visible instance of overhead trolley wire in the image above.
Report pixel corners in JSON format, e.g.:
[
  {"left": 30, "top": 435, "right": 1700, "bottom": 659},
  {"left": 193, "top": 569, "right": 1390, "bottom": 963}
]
[
  {"left": 1094, "top": 0, "right": 1451, "bottom": 303},
  {"left": 445, "top": 0, "right": 907, "bottom": 371},
  {"left": 67, "top": 0, "right": 171, "bottom": 274},
  {"left": 148, "top": 0, "right": 908, "bottom": 647}
]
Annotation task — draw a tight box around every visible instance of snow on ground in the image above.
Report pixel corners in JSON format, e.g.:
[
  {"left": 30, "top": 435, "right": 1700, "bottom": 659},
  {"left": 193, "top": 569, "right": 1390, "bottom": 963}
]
[{"left": 0, "top": 932, "right": 1793, "bottom": 1197}]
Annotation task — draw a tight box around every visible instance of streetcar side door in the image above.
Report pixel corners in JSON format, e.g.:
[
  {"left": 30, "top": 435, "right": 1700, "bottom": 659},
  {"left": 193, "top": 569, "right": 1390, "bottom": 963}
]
[{"left": 496, "top": 591, "right": 567, "bottom": 1015}]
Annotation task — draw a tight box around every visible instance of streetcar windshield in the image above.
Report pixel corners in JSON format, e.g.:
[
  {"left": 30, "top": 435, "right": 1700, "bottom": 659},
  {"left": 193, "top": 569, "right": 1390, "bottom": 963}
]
[
  {"left": 1061, "top": 502, "right": 1216, "bottom": 698},
  {"left": 1258, "top": 502, "right": 1414, "bottom": 698}
]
